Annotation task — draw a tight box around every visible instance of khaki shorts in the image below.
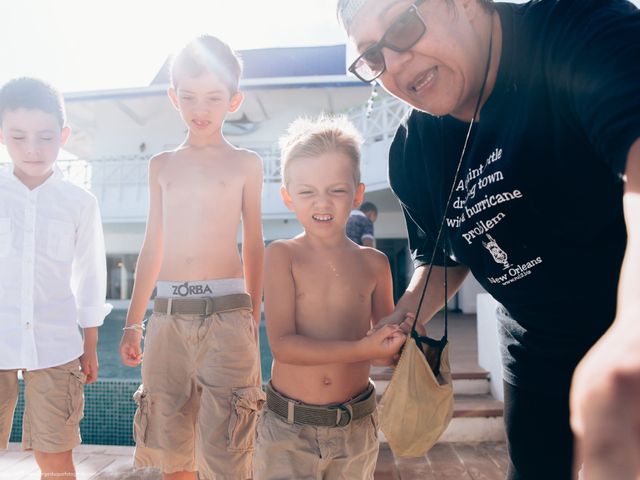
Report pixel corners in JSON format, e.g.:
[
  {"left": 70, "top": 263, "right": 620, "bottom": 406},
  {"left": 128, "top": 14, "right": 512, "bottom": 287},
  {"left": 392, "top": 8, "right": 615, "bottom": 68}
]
[
  {"left": 0, "top": 359, "right": 85, "bottom": 453},
  {"left": 133, "top": 305, "right": 264, "bottom": 478},
  {"left": 254, "top": 400, "right": 379, "bottom": 480}
]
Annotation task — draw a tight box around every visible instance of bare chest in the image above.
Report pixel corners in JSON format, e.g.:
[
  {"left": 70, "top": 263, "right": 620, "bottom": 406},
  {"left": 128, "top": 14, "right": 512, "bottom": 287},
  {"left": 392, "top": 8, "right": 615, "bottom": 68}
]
[
  {"left": 291, "top": 256, "right": 376, "bottom": 339},
  {"left": 159, "top": 163, "right": 244, "bottom": 208}
]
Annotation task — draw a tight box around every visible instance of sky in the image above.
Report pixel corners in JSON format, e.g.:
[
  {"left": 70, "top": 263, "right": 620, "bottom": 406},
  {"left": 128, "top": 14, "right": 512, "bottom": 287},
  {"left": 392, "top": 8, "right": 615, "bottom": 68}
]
[
  {"left": 1, "top": 0, "right": 639, "bottom": 94},
  {"left": 0, "top": 0, "right": 346, "bottom": 93}
]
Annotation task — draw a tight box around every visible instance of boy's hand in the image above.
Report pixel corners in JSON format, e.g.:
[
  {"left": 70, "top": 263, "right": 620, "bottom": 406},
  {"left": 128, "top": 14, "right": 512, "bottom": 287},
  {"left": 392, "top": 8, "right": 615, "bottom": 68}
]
[
  {"left": 371, "top": 310, "right": 418, "bottom": 335},
  {"left": 361, "top": 324, "right": 406, "bottom": 360},
  {"left": 119, "top": 329, "right": 143, "bottom": 366},
  {"left": 80, "top": 347, "right": 99, "bottom": 384},
  {"left": 367, "top": 314, "right": 416, "bottom": 366}
]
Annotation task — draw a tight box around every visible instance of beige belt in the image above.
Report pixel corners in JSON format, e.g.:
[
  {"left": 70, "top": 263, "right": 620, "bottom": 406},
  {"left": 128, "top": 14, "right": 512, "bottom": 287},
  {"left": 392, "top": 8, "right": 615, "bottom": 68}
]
[
  {"left": 266, "top": 381, "right": 376, "bottom": 427},
  {"left": 153, "top": 293, "right": 252, "bottom": 316}
]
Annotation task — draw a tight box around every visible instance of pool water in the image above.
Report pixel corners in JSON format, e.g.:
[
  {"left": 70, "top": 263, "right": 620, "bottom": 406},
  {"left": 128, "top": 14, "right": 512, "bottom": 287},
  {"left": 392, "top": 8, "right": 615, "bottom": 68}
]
[{"left": 98, "top": 309, "right": 273, "bottom": 382}]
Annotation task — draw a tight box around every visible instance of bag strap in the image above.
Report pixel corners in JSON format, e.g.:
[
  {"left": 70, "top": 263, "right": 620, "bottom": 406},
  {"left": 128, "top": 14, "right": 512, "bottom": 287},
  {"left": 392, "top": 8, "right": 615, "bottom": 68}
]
[{"left": 410, "top": 26, "right": 494, "bottom": 341}]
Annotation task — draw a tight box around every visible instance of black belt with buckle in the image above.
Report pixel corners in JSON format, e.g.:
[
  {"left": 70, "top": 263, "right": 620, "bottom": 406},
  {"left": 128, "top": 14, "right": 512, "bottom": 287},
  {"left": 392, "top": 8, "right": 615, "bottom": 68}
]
[{"left": 266, "top": 382, "right": 376, "bottom": 427}]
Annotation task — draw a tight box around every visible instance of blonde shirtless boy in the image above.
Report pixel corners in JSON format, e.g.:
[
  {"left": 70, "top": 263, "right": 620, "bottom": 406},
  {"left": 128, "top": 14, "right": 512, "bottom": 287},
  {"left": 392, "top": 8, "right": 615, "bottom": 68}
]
[
  {"left": 254, "top": 117, "right": 406, "bottom": 480},
  {"left": 119, "top": 35, "right": 264, "bottom": 480}
]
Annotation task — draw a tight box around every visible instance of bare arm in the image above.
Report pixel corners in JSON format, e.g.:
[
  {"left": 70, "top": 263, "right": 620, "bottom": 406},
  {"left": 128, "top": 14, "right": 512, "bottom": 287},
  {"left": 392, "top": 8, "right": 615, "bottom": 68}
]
[
  {"left": 80, "top": 327, "right": 99, "bottom": 383},
  {"left": 242, "top": 153, "right": 265, "bottom": 325},
  {"left": 613, "top": 139, "right": 640, "bottom": 325},
  {"left": 264, "top": 242, "right": 404, "bottom": 366},
  {"left": 120, "top": 155, "right": 165, "bottom": 366},
  {"left": 570, "top": 138, "right": 640, "bottom": 479},
  {"left": 379, "top": 263, "right": 470, "bottom": 331},
  {"left": 371, "top": 250, "right": 395, "bottom": 327},
  {"left": 370, "top": 250, "right": 402, "bottom": 366}
]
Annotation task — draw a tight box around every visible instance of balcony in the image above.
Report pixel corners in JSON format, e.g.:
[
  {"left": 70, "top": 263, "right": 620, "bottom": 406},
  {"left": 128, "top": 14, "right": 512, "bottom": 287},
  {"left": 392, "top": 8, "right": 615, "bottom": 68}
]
[{"left": 0, "top": 96, "right": 411, "bottom": 224}]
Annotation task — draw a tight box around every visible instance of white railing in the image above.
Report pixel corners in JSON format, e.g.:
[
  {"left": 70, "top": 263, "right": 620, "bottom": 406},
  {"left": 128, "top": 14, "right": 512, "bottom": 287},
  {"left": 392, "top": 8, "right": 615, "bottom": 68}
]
[
  {"left": 258, "top": 95, "right": 410, "bottom": 182},
  {"left": 348, "top": 95, "right": 411, "bottom": 145},
  {"left": 0, "top": 158, "right": 94, "bottom": 191},
  {"left": 0, "top": 96, "right": 409, "bottom": 206}
]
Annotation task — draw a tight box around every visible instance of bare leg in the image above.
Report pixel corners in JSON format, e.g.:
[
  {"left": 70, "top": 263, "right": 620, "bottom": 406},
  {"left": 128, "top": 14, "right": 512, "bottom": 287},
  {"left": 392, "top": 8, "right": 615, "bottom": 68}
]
[{"left": 34, "top": 449, "right": 75, "bottom": 480}]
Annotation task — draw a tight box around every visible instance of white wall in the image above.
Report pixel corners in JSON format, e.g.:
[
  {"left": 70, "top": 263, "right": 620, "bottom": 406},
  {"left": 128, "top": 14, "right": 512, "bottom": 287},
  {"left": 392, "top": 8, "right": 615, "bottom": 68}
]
[
  {"left": 477, "top": 294, "right": 504, "bottom": 401},
  {"left": 457, "top": 275, "right": 487, "bottom": 314}
]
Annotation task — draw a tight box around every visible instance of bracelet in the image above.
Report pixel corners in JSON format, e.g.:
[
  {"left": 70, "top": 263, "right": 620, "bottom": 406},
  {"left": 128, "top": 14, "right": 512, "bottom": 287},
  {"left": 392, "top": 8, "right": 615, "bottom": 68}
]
[{"left": 123, "top": 323, "right": 145, "bottom": 333}]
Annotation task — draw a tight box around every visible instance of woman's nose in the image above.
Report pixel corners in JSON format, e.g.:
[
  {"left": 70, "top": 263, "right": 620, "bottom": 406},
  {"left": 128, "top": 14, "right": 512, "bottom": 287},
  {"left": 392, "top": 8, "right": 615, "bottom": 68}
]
[{"left": 383, "top": 47, "right": 413, "bottom": 76}]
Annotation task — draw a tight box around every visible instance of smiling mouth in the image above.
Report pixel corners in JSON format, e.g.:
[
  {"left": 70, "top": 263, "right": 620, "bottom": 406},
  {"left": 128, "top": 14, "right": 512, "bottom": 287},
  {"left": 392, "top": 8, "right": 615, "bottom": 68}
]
[
  {"left": 410, "top": 66, "right": 438, "bottom": 93},
  {"left": 312, "top": 214, "right": 333, "bottom": 222}
]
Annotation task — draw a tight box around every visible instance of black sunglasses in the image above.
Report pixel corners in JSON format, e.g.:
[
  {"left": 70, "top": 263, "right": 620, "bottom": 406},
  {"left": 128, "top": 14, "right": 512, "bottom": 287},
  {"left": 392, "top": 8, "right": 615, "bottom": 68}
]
[{"left": 348, "top": 0, "right": 427, "bottom": 83}]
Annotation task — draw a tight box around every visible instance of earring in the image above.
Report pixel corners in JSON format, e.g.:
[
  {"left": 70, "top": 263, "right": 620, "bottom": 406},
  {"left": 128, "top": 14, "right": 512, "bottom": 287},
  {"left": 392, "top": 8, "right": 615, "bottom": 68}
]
[{"left": 366, "top": 81, "right": 379, "bottom": 119}]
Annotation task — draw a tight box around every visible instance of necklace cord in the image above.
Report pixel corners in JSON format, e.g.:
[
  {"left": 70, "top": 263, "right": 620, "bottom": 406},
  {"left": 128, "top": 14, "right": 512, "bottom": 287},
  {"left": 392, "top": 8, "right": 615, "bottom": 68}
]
[{"left": 410, "top": 18, "right": 495, "bottom": 337}]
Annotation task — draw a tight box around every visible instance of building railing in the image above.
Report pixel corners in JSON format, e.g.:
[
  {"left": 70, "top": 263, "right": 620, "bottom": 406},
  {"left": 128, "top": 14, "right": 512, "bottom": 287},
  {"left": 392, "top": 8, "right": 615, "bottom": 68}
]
[
  {"left": 0, "top": 96, "right": 409, "bottom": 199},
  {"left": 349, "top": 95, "right": 411, "bottom": 145}
]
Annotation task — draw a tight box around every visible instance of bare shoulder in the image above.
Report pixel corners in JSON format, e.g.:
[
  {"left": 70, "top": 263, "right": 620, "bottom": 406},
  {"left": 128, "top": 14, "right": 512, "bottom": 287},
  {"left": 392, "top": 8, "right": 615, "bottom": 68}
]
[
  {"left": 147, "top": 151, "right": 173, "bottom": 182},
  {"left": 148, "top": 150, "right": 172, "bottom": 171},
  {"left": 266, "top": 239, "right": 296, "bottom": 266},
  {"left": 359, "top": 246, "right": 390, "bottom": 272},
  {"left": 234, "top": 147, "right": 262, "bottom": 162},
  {"left": 234, "top": 147, "right": 263, "bottom": 172}
]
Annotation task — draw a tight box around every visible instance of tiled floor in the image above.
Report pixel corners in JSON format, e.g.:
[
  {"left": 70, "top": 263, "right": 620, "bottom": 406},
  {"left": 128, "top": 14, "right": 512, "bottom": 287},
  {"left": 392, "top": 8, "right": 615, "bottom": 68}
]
[
  {"left": 1, "top": 311, "right": 508, "bottom": 479},
  {"left": 0, "top": 441, "right": 509, "bottom": 479},
  {"left": 379, "top": 443, "right": 508, "bottom": 480}
]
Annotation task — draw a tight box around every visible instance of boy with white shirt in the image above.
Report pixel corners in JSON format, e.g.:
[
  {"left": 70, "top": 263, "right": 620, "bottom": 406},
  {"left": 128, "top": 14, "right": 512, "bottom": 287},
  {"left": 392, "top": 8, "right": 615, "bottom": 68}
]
[{"left": 0, "top": 77, "right": 111, "bottom": 479}]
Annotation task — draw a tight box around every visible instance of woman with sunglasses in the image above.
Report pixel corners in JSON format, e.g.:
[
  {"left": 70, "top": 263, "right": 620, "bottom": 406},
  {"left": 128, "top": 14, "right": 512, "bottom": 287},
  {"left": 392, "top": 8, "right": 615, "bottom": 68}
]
[{"left": 337, "top": 0, "right": 640, "bottom": 478}]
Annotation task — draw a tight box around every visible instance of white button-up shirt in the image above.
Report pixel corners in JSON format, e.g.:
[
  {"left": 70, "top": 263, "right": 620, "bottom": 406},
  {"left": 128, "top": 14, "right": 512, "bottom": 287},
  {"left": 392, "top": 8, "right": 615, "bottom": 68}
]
[{"left": 0, "top": 167, "right": 112, "bottom": 370}]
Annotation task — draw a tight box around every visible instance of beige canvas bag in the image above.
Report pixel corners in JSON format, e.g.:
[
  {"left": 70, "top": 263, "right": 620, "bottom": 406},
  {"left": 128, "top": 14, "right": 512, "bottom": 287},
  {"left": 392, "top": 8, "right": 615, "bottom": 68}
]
[{"left": 378, "top": 319, "right": 454, "bottom": 457}]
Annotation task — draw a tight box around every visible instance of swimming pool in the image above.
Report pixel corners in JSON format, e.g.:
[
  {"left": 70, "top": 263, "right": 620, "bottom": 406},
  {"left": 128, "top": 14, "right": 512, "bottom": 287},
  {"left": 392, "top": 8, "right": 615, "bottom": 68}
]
[
  {"left": 9, "top": 309, "right": 274, "bottom": 446},
  {"left": 98, "top": 309, "right": 273, "bottom": 381}
]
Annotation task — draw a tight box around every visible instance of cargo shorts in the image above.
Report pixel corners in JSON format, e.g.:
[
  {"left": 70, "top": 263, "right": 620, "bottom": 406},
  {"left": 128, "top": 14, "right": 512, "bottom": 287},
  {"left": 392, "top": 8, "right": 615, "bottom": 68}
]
[
  {"left": 253, "top": 384, "right": 379, "bottom": 480},
  {"left": 0, "top": 359, "right": 85, "bottom": 453},
  {"left": 133, "top": 294, "right": 264, "bottom": 479}
]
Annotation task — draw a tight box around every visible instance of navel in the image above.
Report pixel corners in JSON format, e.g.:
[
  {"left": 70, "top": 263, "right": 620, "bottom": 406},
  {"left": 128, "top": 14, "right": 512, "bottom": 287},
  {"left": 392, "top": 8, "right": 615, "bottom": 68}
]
[{"left": 323, "top": 376, "right": 332, "bottom": 386}]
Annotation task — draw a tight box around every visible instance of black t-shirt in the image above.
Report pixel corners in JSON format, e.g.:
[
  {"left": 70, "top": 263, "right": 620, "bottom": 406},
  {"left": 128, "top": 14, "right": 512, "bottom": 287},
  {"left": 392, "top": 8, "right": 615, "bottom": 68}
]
[{"left": 389, "top": 0, "right": 640, "bottom": 390}]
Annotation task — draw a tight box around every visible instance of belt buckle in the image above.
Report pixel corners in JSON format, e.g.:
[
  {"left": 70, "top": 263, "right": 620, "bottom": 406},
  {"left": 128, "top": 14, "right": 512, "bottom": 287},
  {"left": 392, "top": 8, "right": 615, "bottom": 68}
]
[
  {"left": 166, "top": 298, "right": 173, "bottom": 315},
  {"left": 335, "top": 404, "right": 353, "bottom": 427}
]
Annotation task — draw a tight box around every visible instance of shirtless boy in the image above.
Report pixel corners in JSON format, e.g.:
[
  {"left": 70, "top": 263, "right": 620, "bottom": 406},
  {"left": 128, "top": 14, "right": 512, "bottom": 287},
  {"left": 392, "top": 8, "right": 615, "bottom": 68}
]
[
  {"left": 119, "top": 35, "right": 264, "bottom": 480},
  {"left": 253, "top": 116, "right": 406, "bottom": 479}
]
